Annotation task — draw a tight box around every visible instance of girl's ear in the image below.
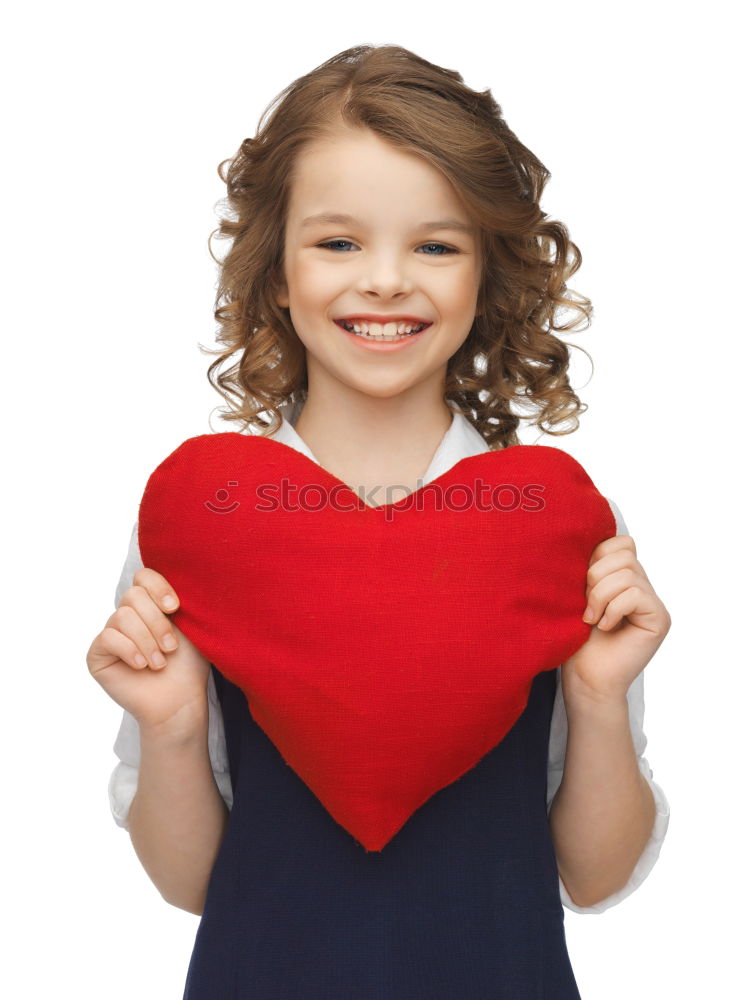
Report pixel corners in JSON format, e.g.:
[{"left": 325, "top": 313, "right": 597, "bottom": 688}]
[{"left": 273, "top": 274, "right": 289, "bottom": 309}]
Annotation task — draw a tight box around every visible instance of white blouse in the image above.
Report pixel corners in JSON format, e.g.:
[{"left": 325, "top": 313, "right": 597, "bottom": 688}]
[{"left": 108, "top": 399, "right": 670, "bottom": 915}]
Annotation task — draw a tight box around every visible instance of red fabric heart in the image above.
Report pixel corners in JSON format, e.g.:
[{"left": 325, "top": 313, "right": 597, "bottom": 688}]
[{"left": 137, "top": 434, "right": 615, "bottom": 851}]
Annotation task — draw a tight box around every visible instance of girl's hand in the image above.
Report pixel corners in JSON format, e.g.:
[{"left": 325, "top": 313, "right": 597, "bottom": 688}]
[
  {"left": 87, "top": 568, "right": 211, "bottom": 739},
  {"left": 561, "top": 535, "right": 671, "bottom": 705}
]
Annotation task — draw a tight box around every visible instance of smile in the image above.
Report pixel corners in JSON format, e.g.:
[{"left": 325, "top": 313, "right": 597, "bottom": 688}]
[
  {"left": 334, "top": 319, "right": 431, "bottom": 341},
  {"left": 334, "top": 318, "right": 432, "bottom": 353}
]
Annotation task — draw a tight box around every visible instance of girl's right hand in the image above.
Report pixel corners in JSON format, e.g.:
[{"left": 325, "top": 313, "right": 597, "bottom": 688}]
[{"left": 87, "top": 568, "right": 211, "bottom": 739}]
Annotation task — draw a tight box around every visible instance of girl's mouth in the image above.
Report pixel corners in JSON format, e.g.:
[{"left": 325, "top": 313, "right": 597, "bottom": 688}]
[{"left": 334, "top": 319, "right": 432, "bottom": 346}]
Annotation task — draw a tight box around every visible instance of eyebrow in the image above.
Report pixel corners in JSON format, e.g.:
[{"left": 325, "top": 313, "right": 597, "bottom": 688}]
[{"left": 300, "top": 212, "right": 474, "bottom": 235}]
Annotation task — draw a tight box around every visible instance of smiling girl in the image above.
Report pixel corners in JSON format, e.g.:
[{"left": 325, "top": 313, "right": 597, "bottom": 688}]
[
  {"left": 275, "top": 124, "right": 484, "bottom": 506},
  {"left": 88, "top": 43, "right": 671, "bottom": 998}
]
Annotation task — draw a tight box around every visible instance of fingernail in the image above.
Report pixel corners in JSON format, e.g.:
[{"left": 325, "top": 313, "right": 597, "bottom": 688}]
[
  {"left": 163, "top": 596, "right": 177, "bottom": 610},
  {"left": 583, "top": 606, "right": 594, "bottom": 622}
]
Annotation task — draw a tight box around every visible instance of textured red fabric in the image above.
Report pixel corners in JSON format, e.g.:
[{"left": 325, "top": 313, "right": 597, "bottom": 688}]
[{"left": 137, "top": 434, "right": 615, "bottom": 851}]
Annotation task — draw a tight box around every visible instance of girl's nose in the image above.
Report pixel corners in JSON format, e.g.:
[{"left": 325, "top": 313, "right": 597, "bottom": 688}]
[{"left": 355, "top": 256, "right": 415, "bottom": 299}]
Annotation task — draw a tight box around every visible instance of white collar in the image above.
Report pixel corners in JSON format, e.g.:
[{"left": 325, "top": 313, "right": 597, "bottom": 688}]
[{"left": 267, "top": 398, "right": 490, "bottom": 486}]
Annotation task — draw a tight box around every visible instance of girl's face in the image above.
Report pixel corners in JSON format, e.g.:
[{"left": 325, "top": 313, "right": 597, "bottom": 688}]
[{"left": 275, "top": 126, "right": 482, "bottom": 403}]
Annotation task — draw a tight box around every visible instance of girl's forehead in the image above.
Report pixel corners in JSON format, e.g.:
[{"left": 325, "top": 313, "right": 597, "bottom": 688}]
[
  {"left": 293, "top": 126, "right": 427, "bottom": 171},
  {"left": 286, "top": 133, "right": 474, "bottom": 228}
]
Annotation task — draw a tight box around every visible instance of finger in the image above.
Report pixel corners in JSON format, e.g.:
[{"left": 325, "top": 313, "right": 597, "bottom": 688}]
[
  {"left": 111, "top": 599, "right": 175, "bottom": 669},
  {"left": 132, "top": 567, "right": 180, "bottom": 613},
  {"left": 585, "top": 549, "right": 644, "bottom": 599},
  {"left": 588, "top": 533, "right": 637, "bottom": 566},
  {"left": 121, "top": 582, "right": 180, "bottom": 655},
  {"left": 583, "top": 567, "right": 642, "bottom": 623},
  {"left": 596, "top": 586, "right": 641, "bottom": 631},
  {"left": 98, "top": 624, "right": 153, "bottom": 672}
]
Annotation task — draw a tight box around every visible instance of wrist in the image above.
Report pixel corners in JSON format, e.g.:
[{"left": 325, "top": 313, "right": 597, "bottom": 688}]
[
  {"left": 138, "top": 708, "right": 210, "bottom": 752},
  {"left": 561, "top": 673, "right": 630, "bottom": 719}
]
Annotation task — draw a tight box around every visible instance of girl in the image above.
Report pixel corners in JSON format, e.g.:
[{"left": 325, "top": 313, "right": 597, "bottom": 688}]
[{"left": 88, "top": 43, "right": 671, "bottom": 999}]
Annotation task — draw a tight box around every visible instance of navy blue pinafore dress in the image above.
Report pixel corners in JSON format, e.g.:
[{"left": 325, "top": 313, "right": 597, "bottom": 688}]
[{"left": 182, "top": 663, "right": 581, "bottom": 999}]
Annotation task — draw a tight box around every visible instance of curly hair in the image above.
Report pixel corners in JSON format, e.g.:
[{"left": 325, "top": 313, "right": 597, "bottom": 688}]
[{"left": 201, "top": 43, "right": 593, "bottom": 450}]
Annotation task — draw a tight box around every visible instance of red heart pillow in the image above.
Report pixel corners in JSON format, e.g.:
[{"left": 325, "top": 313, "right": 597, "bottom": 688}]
[{"left": 137, "top": 434, "right": 615, "bottom": 851}]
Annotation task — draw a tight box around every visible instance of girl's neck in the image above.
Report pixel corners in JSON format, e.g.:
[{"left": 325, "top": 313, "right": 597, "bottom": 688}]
[{"left": 292, "top": 387, "right": 454, "bottom": 507}]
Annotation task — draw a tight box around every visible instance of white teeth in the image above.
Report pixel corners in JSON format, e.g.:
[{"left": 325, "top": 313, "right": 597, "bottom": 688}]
[{"left": 341, "top": 320, "right": 425, "bottom": 337}]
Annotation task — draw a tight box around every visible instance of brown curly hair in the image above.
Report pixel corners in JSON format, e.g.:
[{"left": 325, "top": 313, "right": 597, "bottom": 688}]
[{"left": 201, "top": 43, "right": 593, "bottom": 450}]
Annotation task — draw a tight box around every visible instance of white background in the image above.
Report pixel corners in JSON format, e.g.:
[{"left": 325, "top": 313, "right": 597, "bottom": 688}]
[{"left": 3, "top": 1, "right": 746, "bottom": 996}]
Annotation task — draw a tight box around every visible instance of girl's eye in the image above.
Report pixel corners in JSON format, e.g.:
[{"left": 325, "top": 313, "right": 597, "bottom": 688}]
[
  {"left": 318, "top": 240, "right": 357, "bottom": 251},
  {"left": 317, "top": 240, "right": 458, "bottom": 255},
  {"left": 419, "top": 243, "right": 458, "bottom": 256}
]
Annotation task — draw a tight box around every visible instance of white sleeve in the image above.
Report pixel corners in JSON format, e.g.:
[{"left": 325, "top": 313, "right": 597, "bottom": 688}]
[
  {"left": 107, "top": 519, "right": 234, "bottom": 831},
  {"left": 545, "top": 497, "right": 671, "bottom": 913}
]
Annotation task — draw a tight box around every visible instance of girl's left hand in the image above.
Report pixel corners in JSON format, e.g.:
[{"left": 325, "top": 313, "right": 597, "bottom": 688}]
[{"left": 561, "top": 534, "right": 671, "bottom": 704}]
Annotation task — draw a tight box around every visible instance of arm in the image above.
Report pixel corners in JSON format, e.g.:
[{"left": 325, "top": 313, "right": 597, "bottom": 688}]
[
  {"left": 108, "top": 518, "right": 234, "bottom": 914},
  {"left": 548, "top": 688, "right": 656, "bottom": 908},
  {"left": 546, "top": 665, "right": 671, "bottom": 913},
  {"left": 547, "top": 497, "right": 671, "bottom": 911},
  {"left": 128, "top": 718, "right": 230, "bottom": 915}
]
